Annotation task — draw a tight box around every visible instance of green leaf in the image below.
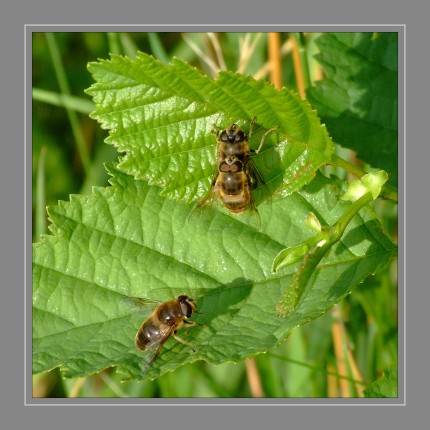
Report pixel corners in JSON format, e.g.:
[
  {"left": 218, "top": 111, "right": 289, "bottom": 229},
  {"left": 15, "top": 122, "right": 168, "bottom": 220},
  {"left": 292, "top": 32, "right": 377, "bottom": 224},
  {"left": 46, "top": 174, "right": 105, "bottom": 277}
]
[
  {"left": 306, "top": 32, "right": 398, "bottom": 187},
  {"left": 85, "top": 52, "right": 335, "bottom": 204},
  {"left": 363, "top": 366, "right": 398, "bottom": 398},
  {"left": 33, "top": 166, "right": 396, "bottom": 380}
]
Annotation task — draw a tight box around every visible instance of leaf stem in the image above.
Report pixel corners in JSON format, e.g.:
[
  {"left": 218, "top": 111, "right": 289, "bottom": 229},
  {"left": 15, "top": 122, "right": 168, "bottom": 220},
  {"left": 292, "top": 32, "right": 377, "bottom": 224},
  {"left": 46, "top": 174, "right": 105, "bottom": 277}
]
[
  {"left": 336, "top": 192, "right": 373, "bottom": 236},
  {"left": 330, "top": 153, "right": 365, "bottom": 178},
  {"left": 277, "top": 192, "right": 374, "bottom": 316}
]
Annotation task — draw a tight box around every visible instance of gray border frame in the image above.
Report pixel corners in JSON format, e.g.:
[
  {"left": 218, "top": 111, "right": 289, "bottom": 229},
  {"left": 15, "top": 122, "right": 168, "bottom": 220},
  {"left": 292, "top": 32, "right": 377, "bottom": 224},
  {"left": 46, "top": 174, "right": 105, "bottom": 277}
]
[{"left": 26, "top": 24, "right": 404, "bottom": 407}]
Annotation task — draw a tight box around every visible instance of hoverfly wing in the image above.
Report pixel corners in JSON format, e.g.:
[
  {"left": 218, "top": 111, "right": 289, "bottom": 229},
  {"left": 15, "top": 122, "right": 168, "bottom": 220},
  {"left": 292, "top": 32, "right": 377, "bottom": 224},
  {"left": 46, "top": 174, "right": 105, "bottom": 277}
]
[
  {"left": 139, "top": 325, "right": 174, "bottom": 370},
  {"left": 246, "top": 155, "right": 272, "bottom": 207},
  {"left": 245, "top": 156, "right": 265, "bottom": 190},
  {"left": 187, "top": 170, "right": 220, "bottom": 223},
  {"left": 121, "top": 296, "right": 161, "bottom": 316}
]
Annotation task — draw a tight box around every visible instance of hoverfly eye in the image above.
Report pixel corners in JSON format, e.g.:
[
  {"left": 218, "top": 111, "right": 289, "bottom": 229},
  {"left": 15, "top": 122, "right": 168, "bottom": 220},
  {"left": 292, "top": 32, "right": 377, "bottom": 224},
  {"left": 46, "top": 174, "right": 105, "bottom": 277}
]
[
  {"left": 220, "top": 131, "right": 229, "bottom": 143},
  {"left": 235, "top": 130, "right": 246, "bottom": 142},
  {"left": 178, "top": 295, "right": 188, "bottom": 303},
  {"left": 180, "top": 300, "right": 193, "bottom": 318}
]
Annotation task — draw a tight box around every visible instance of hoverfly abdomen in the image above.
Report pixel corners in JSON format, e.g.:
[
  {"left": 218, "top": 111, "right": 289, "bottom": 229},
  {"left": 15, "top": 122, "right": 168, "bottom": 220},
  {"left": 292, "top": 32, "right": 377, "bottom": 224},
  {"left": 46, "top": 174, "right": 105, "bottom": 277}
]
[
  {"left": 136, "top": 320, "right": 161, "bottom": 351},
  {"left": 219, "top": 159, "right": 243, "bottom": 174},
  {"left": 219, "top": 163, "right": 247, "bottom": 195}
]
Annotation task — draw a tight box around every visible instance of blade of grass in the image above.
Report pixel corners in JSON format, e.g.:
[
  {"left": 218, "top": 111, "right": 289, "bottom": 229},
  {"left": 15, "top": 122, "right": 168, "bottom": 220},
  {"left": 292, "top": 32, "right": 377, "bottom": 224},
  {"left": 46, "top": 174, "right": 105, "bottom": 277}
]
[
  {"left": 35, "top": 146, "right": 47, "bottom": 239},
  {"left": 147, "top": 32, "right": 170, "bottom": 64},
  {"left": 79, "top": 141, "right": 116, "bottom": 195},
  {"left": 45, "top": 33, "right": 91, "bottom": 176},
  {"left": 332, "top": 305, "right": 364, "bottom": 397},
  {"left": 192, "top": 363, "right": 237, "bottom": 397},
  {"left": 182, "top": 33, "right": 219, "bottom": 77},
  {"left": 267, "top": 352, "right": 367, "bottom": 387},
  {"left": 237, "top": 33, "right": 263, "bottom": 74},
  {"left": 170, "top": 32, "right": 200, "bottom": 63},
  {"left": 32, "top": 88, "right": 94, "bottom": 114},
  {"left": 286, "top": 328, "right": 312, "bottom": 396},
  {"left": 207, "top": 32, "right": 227, "bottom": 71},
  {"left": 107, "top": 32, "right": 122, "bottom": 55},
  {"left": 119, "top": 33, "right": 140, "bottom": 59},
  {"left": 254, "top": 353, "right": 287, "bottom": 397},
  {"left": 327, "top": 363, "right": 339, "bottom": 397},
  {"left": 99, "top": 372, "right": 129, "bottom": 397}
]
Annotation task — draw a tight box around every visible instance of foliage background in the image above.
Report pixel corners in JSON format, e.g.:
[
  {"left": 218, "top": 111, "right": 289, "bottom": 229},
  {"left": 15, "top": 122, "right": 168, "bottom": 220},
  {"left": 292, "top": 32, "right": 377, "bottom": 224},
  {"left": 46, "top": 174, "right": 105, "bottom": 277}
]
[{"left": 32, "top": 32, "right": 398, "bottom": 398}]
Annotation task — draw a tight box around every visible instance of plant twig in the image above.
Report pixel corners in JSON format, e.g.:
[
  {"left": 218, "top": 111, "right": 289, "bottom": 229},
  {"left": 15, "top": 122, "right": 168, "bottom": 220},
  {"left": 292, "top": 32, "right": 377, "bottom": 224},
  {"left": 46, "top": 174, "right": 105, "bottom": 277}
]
[
  {"left": 245, "top": 358, "right": 264, "bottom": 397},
  {"left": 254, "top": 38, "right": 293, "bottom": 80},
  {"left": 290, "top": 33, "right": 305, "bottom": 98},
  {"left": 268, "top": 32, "right": 282, "bottom": 89},
  {"left": 327, "top": 363, "right": 339, "bottom": 397}
]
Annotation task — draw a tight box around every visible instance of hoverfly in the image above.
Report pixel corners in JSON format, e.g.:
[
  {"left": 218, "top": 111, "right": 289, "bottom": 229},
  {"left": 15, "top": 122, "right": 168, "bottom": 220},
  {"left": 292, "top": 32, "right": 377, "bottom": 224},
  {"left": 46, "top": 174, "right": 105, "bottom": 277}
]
[
  {"left": 196, "top": 116, "right": 277, "bottom": 217},
  {"left": 122, "top": 295, "right": 198, "bottom": 369}
]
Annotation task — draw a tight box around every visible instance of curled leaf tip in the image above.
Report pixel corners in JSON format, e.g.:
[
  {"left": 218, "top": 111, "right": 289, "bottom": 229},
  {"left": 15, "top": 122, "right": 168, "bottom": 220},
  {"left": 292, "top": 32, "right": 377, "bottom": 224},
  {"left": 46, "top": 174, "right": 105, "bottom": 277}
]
[{"left": 342, "top": 170, "right": 388, "bottom": 202}]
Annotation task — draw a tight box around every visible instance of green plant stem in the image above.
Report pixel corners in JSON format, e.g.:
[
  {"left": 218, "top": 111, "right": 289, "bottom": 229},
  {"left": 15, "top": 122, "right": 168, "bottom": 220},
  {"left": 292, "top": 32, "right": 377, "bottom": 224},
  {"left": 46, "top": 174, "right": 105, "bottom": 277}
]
[
  {"left": 45, "top": 33, "right": 91, "bottom": 177},
  {"left": 330, "top": 154, "right": 365, "bottom": 178},
  {"left": 277, "top": 192, "right": 374, "bottom": 316},
  {"left": 306, "top": 191, "right": 374, "bottom": 267},
  {"left": 337, "top": 192, "right": 374, "bottom": 235}
]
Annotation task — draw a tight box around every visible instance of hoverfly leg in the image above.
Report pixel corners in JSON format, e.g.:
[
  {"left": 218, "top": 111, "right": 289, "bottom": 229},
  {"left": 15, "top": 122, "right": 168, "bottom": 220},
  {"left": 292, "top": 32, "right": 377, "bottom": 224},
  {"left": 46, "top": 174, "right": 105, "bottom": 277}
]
[
  {"left": 211, "top": 123, "right": 222, "bottom": 136},
  {"left": 255, "top": 126, "right": 278, "bottom": 155},
  {"left": 184, "top": 319, "right": 204, "bottom": 331},
  {"left": 172, "top": 333, "right": 196, "bottom": 353}
]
